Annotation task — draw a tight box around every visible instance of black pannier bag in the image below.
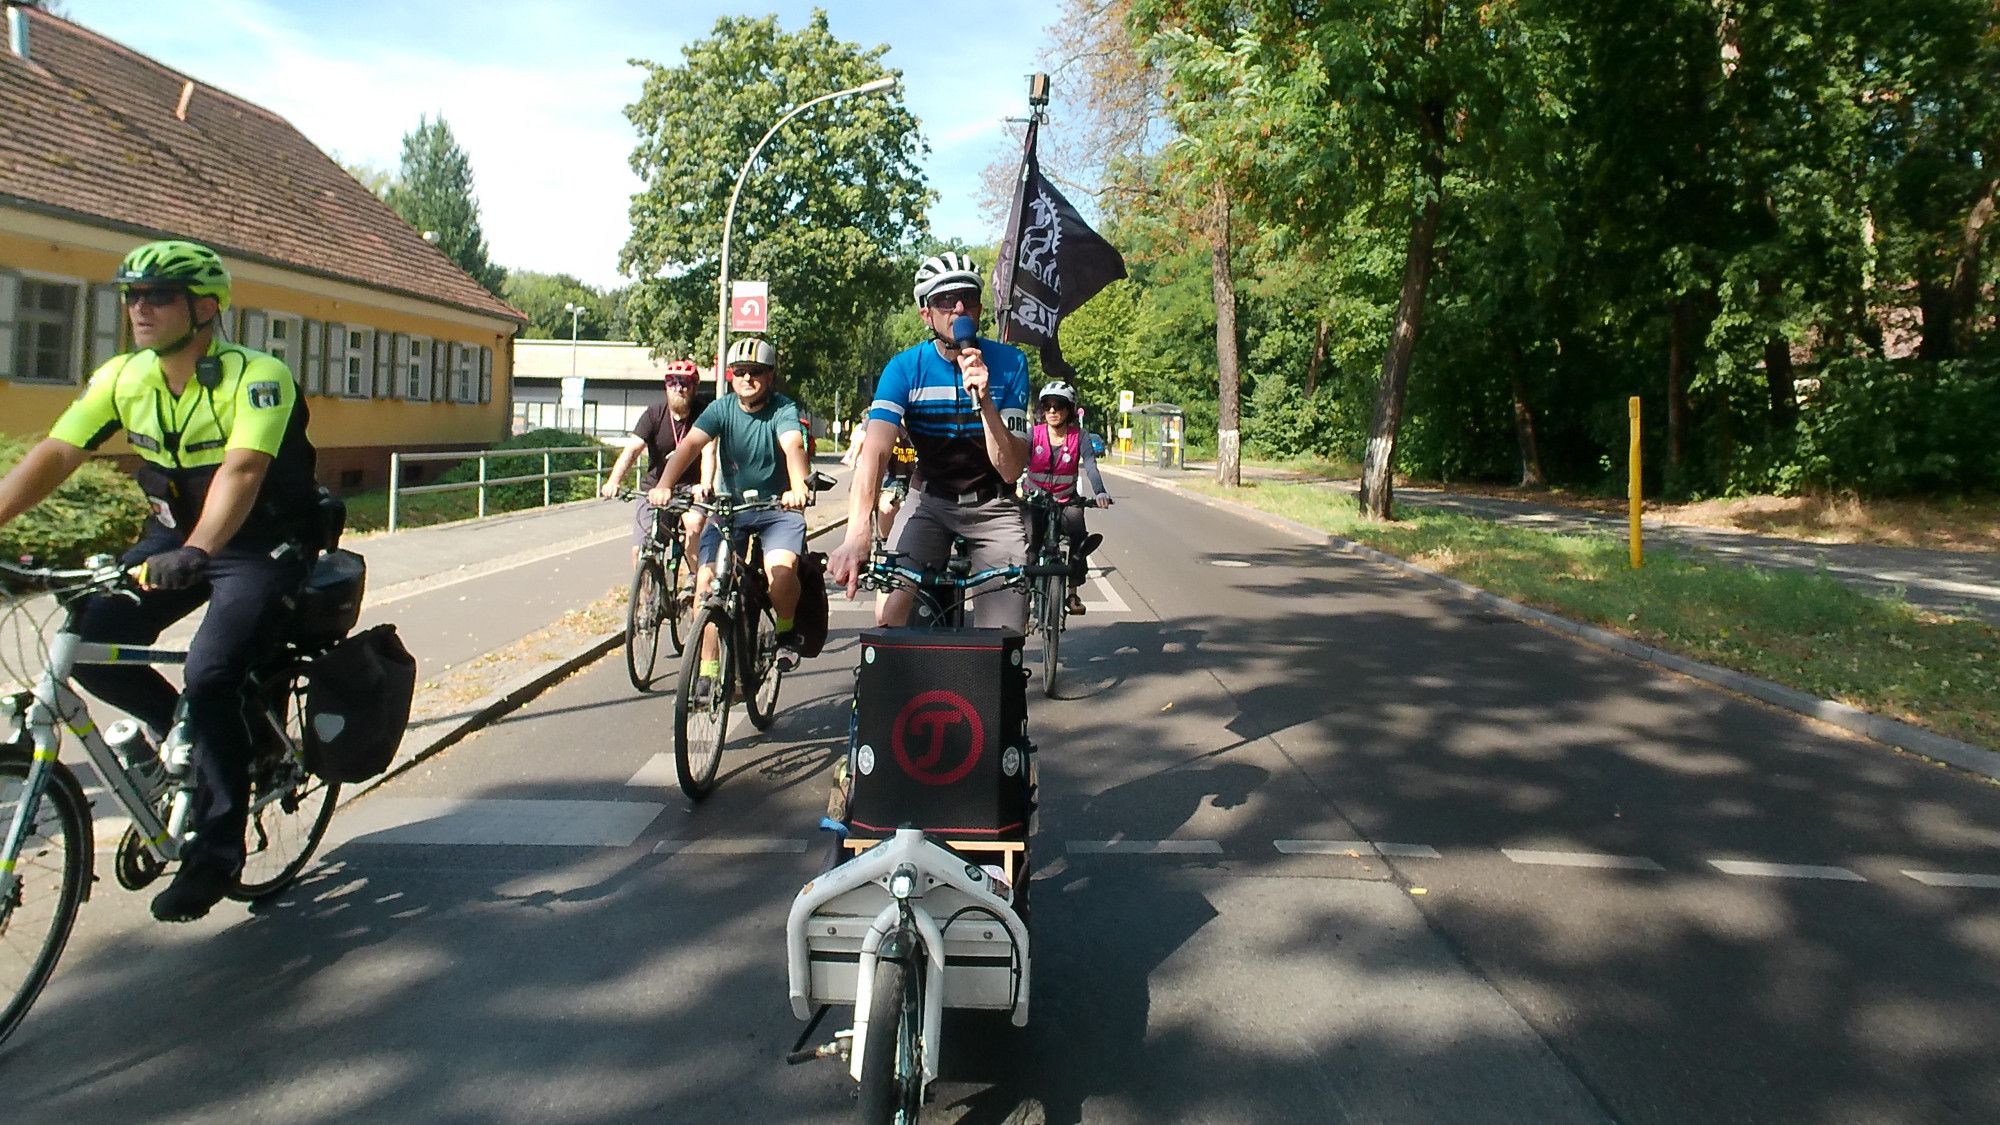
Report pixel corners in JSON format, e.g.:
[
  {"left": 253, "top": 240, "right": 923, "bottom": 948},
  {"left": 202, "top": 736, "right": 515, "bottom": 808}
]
[
  {"left": 302, "top": 624, "right": 416, "bottom": 783},
  {"left": 845, "top": 627, "right": 1031, "bottom": 840},
  {"left": 792, "top": 551, "right": 830, "bottom": 658},
  {"left": 291, "top": 549, "right": 366, "bottom": 646}
]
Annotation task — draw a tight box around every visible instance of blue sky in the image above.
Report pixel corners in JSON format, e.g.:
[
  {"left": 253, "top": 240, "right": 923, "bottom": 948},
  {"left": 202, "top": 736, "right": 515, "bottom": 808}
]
[{"left": 72, "top": 1, "right": 1068, "bottom": 290}]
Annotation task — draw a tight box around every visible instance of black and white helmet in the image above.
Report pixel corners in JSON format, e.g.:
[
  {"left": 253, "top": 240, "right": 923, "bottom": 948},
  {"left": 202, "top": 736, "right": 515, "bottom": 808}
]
[
  {"left": 1036, "top": 381, "right": 1076, "bottom": 406},
  {"left": 913, "top": 252, "right": 981, "bottom": 307},
  {"left": 725, "top": 337, "right": 777, "bottom": 369}
]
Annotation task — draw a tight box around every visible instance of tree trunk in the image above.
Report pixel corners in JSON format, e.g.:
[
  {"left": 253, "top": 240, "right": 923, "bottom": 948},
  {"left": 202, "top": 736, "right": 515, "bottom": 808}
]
[
  {"left": 1917, "top": 278, "right": 1958, "bottom": 362},
  {"left": 1506, "top": 357, "right": 1545, "bottom": 488},
  {"left": 1758, "top": 275, "right": 1794, "bottom": 423},
  {"left": 1666, "top": 297, "right": 1691, "bottom": 471},
  {"left": 1209, "top": 183, "right": 1242, "bottom": 488},
  {"left": 1359, "top": 137, "right": 1445, "bottom": 520},
  {"left": 1305, "top": 316, "right": 1330, "bottom": 397},
  {"left": 1948, "top": 172, "right": 1997, "bottom": 353}
]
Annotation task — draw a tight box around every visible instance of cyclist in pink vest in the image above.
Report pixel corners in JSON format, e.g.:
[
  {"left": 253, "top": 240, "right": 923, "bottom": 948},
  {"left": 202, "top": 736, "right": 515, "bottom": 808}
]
[{"left": 1022, "top": 381, "right": 1112, "bottom": 615}]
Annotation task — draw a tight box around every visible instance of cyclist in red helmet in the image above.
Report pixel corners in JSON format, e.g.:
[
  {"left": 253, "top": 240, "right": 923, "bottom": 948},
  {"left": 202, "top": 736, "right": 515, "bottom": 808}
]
[{"left": 602, "top": 359, "right": 712, "bottom": 575}]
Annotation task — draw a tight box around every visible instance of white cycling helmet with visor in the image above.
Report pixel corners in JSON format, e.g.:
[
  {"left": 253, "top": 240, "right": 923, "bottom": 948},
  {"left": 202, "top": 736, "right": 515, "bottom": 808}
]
[
  {"left": 912, "top": 252, "right": 982, "bottom": 307},
  {"left": 725, "top": 337, "right": 777, "bottom": 370},
  {"left": 1036, "top": 381, "right": 1077, "bottom": 407}
]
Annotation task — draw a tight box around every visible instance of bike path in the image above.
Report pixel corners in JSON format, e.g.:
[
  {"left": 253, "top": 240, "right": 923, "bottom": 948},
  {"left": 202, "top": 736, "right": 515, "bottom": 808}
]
[
  {"left": 1165, "top": 461, "right": 2000, "bottom": 623},
  {"left": 7, "top": 501, "right": 1610, "bottom": 1123}
]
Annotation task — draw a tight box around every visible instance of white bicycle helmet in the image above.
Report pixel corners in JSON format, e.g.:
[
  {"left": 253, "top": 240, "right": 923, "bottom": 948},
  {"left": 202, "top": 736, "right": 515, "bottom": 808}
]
[
  {"left": 725, "top": 337, "right": 777, "bottom": 369},
  {"left": 1036, "top": 381, "right": 1076, "bottom": 406},
  {"left": 913, "top": 252, "right": 982, "bottom": 307}
]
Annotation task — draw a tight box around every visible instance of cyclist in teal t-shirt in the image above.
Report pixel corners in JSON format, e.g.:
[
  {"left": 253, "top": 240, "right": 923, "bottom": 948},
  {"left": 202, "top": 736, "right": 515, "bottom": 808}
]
[{"left": 648, "top": 338, "right": 811, "bottom": 680}]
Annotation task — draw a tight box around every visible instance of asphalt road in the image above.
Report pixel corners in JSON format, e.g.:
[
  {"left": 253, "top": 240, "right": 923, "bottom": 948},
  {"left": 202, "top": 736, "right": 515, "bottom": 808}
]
[{"left": 7, "top": 480, "right": 1997, "bottom": 1123}]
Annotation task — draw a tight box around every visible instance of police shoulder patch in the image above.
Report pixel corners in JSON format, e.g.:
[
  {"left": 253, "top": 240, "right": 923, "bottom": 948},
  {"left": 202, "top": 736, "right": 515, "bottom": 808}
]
[{"left": 247, "top": 381, "right": 283, "bottom": 409}]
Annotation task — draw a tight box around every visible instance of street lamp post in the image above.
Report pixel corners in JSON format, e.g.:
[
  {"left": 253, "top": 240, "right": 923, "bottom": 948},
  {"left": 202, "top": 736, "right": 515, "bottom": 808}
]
[
  {"left": 563, "top": 301, "right": 585, "bottom": 431},
  {"left": 714, "top": 75, "right": 898, "bottom": 396}
]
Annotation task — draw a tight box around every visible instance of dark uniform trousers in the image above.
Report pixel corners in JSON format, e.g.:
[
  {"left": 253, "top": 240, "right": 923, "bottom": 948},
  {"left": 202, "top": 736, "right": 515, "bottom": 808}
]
[{"left": 72, "top": 525, "right": 304, "bottom": 874}]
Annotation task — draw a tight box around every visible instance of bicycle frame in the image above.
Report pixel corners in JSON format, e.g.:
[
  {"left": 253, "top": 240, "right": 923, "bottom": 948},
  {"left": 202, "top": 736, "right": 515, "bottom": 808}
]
[{"left": 3, "top": 631, "right": 186, "bottom": 897}]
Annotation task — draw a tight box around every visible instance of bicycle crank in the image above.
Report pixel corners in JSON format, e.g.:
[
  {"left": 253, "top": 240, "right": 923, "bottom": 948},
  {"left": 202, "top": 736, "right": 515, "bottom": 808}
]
[{"left": 114, "top": 824, "right": 168, "bottom": 890}]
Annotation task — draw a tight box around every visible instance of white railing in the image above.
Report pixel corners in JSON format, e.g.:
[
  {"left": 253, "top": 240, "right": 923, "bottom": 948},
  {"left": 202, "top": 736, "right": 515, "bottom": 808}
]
[{"left": 387, "top": 445, "right": 619, "bottom": 533}]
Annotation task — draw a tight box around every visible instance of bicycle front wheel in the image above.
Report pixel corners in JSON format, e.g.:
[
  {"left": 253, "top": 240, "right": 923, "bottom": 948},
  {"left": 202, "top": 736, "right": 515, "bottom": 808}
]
[
  {"left": 744, "top": 609, "right": 784, "bottom": 731},
  {"left": 0, "top": 758, "right": 90, "bottom": 1048},
  {"left": 856, "top": 951, "right": 924, "bottom": 1124},
  {"left": 233, "top": 675, "right": 341, "bottom": 901},
  {"left": 674, "top": 605, "right": 734, "bottom": 800},
  {"left": 626, "top": 559, "right": 668, "bottom": 691},
  {"left": 1039, "top": 574, "right": 1065, "bottom": 697}
]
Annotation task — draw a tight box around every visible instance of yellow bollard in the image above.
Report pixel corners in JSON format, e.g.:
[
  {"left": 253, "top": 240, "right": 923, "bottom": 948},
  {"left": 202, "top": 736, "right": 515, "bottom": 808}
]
[{"left": 1628, "top": 396, "right": 1643, "bottom": 568}]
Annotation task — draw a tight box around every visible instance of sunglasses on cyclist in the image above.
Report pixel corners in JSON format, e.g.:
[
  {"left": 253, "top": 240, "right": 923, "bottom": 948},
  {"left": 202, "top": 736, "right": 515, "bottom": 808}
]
[
  {"left": 925, "top": 290, "right": 979, "bottom": 310},
  {"left": 664, "top": 377, "right": 697, "bottom": 389},
  {"left": 121, "top": 287, "right": 187, "bottom": 308},
  {"left": 729, "top": 364, "right": 774, "bottom": 379}
]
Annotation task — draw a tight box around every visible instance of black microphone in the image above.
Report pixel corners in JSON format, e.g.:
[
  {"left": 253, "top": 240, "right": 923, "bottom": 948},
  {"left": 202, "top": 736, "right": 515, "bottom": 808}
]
[{"left": 951, "top": 315, "right": 976, "bottom": 350}]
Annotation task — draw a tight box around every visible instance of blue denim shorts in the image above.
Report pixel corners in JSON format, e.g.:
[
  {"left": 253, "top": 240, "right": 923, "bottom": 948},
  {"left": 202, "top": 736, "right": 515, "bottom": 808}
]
[{"left": 699, "top": 507, "right": 807, "bottom": 566}]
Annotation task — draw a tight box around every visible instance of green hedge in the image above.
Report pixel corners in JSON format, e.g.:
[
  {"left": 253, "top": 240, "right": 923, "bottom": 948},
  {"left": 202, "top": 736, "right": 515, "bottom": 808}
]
[{"left": 0, "top": 435, "right": 151, "bottom": 566}]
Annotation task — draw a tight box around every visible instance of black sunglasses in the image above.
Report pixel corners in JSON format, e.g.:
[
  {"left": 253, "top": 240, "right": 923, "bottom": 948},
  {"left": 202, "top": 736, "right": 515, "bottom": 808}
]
[
  {"left": 121, "top": 287, "right": 187, "bottom": 308},
  {"left": 925, "top": 291, "right": 980, "bottom": 310}
]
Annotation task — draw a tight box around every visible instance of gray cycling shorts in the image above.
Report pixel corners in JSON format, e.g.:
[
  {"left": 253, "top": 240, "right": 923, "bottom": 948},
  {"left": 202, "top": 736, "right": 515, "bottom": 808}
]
[{"left": 886, "top": 490, "right": 1029, "bottom": 629}]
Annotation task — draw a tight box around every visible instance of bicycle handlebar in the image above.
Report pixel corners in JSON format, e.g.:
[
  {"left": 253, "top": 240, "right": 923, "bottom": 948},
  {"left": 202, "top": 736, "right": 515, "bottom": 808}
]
[
  {"left": 0, "top": 557, "right": 130, "bottom": 598},
  {"left": 860, "top": 555, "right": 1071, "bottom": 596}
]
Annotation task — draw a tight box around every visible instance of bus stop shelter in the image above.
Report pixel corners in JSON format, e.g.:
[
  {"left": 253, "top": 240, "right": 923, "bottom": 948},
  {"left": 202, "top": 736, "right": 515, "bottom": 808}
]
[{"left": 1119, "top": 403, "right": 1186, "bottom": 470}]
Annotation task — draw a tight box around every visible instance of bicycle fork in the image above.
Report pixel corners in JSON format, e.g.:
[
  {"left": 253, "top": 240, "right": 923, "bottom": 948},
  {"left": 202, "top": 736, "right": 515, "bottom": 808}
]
[{"left": 850, "top": 896, "right": 947, "bottom": 1089}]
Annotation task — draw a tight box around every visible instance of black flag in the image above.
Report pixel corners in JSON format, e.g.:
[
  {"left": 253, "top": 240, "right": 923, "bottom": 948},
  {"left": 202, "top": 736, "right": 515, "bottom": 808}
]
[{"left": 994, "top": 112, "right": 1126, "bottom": 383}]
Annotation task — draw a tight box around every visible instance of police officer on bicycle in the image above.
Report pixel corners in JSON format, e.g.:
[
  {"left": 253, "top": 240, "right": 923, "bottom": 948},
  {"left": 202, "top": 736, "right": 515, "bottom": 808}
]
[
  {"left": 827, "top": 253, "right": 1032, "bottom": 628},
  {"left": 0, "top": 240, "right": 320, "bottom": 923}
]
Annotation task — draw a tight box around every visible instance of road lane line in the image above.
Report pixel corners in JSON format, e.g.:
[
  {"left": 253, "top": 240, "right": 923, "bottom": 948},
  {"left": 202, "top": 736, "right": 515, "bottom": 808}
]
[
  {"left": 656, "top": 838, "right": 810, "bottom": 855},
  {"left": 332, "top": 798, "right": 664, "bottom": 848},
  {"left": 366, "top": 529, "right": 627, "bottom": 608},
  {"left": 1503, "top": 849, "right": 1665, "bottom": 872},
  {"left": 1275, "top": 840, "right": 1442, "bottom": 859},
  {"left": 1067, "top": 839, "right": 1224, "bottom": 855},
  {"left": 1902, "top": 869, "right": 2000, "bottom": 889},
  {"left": 625, "top": 753, "right": 676, "bottom": 787},
  {"left": 1709, "top": 859, "right": 1866, "bottom": 882},
  {"left": 1088, "top": 570, "right": 1129, "bottom": 612}
]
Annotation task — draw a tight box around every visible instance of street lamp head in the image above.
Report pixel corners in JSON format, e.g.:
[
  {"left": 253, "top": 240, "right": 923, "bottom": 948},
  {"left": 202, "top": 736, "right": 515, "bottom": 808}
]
[{"left": 856, "top": 76, "right": 897, "bottom": 95}]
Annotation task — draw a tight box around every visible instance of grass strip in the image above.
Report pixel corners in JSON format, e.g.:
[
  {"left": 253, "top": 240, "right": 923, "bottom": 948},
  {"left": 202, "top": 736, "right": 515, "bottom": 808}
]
[{"left": 1190, "top": 480, "right": 2000, "bottom": 751}]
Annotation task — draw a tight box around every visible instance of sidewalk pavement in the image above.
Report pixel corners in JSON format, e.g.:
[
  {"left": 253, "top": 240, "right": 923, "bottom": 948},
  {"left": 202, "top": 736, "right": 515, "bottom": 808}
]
[{"left": 1159, "top": 461, "right": 2000, "bottom": 624}]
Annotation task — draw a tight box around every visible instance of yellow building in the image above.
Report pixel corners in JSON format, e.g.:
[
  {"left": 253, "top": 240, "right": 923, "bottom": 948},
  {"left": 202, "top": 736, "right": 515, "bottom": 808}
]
[{"left": 0, "top": 4, "right": 524, "bottom": 492}]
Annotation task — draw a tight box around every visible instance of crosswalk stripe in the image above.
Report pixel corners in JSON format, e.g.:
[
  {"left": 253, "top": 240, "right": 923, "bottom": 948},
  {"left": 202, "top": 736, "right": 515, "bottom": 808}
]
[
  {"left": 1709, "top": 859, "right": 1866, "bottom": 882},
  {"left": 1901, "top": 869, "right": 2000, "bottom": 889},
  {"left": 1275, "top": 840, "right": 1442, "bottom": 859},
  {"left": 657, "top": 838, "right": 809, "bottom": 855},
  {"left": 1067, "top": 839, "right": 1222, "bottom": 855},
  {"left": 1502, "top": 849, "right": 1665, "bottom": 872}
]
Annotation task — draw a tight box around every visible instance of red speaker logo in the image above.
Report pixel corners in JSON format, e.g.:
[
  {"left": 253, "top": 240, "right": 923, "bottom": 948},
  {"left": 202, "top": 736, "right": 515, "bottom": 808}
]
[{"left": 890, "top": 690, "right": 986, "bottom": 786}]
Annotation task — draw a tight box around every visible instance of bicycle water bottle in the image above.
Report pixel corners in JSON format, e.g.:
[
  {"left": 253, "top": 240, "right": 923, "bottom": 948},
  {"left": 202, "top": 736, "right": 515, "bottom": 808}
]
[
  {"left": 106, "top": 719, "right": 168, "bottom": 795},
  {"left": 160, "top": 720, "right": 195, "bottom": 779}
]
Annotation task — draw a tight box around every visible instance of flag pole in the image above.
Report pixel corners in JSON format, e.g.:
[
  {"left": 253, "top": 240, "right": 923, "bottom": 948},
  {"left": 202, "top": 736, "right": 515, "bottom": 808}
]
[{"left": 996, "top": 74, "right": 1050, "bottom": 343}]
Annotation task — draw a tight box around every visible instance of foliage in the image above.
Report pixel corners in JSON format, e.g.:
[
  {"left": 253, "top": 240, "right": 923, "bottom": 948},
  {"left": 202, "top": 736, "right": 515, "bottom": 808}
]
[
  {"left": 385, "top": 115, "right": 507, "bottom": 298},
  {"left": 621, "top": 11, "right": 929, "bottom": 414},
  {"left": 503, "top": 272, "right": 614, "bottom": 341},
  {"left": 0, "top": 437, "right": 150, "bottom": 567}
]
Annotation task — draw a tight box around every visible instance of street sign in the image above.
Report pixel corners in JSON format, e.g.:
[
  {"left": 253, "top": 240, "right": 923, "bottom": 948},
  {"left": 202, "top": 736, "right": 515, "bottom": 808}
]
[
  {"left": 730, "top": 280, "right": 769, "bottom": 332},
  {"left": 1118, "top": 389, "right": 1134, "bottom": 413},
  {"left": 559, "top": 376, "right": 585, "bottom": 409}
]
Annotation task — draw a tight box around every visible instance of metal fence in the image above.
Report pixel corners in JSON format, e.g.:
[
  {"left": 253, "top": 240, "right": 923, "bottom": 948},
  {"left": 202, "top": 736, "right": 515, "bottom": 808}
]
[{"left": 387, "top": 445, "right": 617, "bottom": 533}]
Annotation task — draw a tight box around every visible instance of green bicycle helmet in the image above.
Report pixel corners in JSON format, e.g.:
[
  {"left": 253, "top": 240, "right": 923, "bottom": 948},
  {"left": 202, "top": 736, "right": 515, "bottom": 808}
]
[{"left": 115, "top": 240, "right": 232, "bottom": 311}]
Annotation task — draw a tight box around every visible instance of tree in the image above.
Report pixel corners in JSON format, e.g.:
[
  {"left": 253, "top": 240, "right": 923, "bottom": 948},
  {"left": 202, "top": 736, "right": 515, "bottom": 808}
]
[
  {"left": 385, "top": 115, "right": 506, "bottom": 298},
  {"left": 621, "top": 11, "right": 929, "bottom": 408},
  {"left": 339, "top": 160, "right": 396, "bottom": 201},
  {"left": 502, "top": 272, "right": 610, "bottom": 340}
]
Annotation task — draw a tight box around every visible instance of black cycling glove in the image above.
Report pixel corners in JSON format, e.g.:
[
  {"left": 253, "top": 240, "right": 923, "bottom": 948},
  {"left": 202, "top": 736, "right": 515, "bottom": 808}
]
[{"left": 142, "top": 546, "right": 210, "bottom": 590}]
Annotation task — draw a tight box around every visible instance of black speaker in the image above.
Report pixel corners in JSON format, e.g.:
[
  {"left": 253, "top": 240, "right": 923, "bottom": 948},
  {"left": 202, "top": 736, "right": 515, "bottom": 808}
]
[{"left": 847, "top": 627, "right": 1031, "bottom": 840}]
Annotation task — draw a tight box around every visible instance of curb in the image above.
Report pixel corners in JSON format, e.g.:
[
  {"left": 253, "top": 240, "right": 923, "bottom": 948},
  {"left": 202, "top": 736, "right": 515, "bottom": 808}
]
[
  {"left": 1106, "top": 466, "right": 2000, "bottom": 783},
  {"left": 340, "top": 512, "right": 855, "bottom": 806}
]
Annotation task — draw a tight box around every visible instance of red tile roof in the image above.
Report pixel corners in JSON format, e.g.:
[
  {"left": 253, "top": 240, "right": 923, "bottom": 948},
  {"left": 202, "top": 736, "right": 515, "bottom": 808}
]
[{"left": 0, "top": 6, "right": 522, "bottom": 324}]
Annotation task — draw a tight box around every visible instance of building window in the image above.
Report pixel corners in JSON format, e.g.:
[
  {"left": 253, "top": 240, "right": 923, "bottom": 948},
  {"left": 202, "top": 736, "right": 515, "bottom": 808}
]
[
  {"left": 11, "top": 277, "right": 82, "bottom": 384},
  {"left": 404, "top": 334, "right": 431, "bottom": 401},
  {"left": 343, "top": 327, "right": 373, "bottom": 398}
]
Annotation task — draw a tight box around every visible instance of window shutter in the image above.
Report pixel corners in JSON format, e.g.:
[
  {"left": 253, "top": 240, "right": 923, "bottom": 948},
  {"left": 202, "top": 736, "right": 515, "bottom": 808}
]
[
  {"left": 479, "top": 346, "right": 493, "bottom": 404},
  {"left": 373, "top": 331, "right": 395, "bottom": 399},
  {"left": 240, "top": 309, "right": 269, "bottom": 350},
  {"left": 300, "top": 320, "right": 322, "bottom": 394},
  {"left": 430, "top": 339, "right": 448, "bottom": 401},
  {"left": 0, "top": 270, "right": 19, "bottom": 378},
  {"left": 87, "top": 283, "right": 122, "bottom": 369}
]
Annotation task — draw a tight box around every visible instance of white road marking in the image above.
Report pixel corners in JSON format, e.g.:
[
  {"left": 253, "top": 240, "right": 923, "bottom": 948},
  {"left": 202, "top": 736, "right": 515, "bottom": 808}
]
[
  {"left": 1067, "top": 839, "right": 1224, "bottom": 855},
  {"left": 1502, "top": 849, "right": 1665, "bottom": 872},
  {"left": 366, "top": 529, "right": 626, "bottom": 608},
  {"left": 1210, "top": 559, "right": 1252, "bottom": 568},
  {"left": 332, "top": 798, "right": 664, "bottom": 848},
  {"left": 1902, "top": 869, "right": 2000, "bottom": 889},
  {"left": 1709, "top": 859, "right": 1866, "bottom": 882},
  {"left": 656, "top": 838, "right": 809, "bottom": 855},
  {"left": 625, "top": 753, "right": 677, "bottom": 787},
  {"left": 1275, "top": 840, "right": 1442, "bottom": 859}
]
